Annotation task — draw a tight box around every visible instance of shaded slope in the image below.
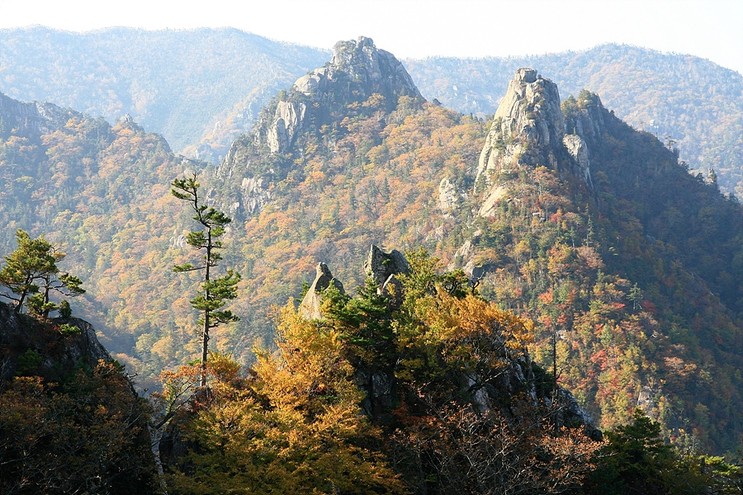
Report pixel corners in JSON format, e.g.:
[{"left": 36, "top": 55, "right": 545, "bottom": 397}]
[
  {"left": 0, "top": 301, "right": 160, "bottom": 494},
  {"left": 455, "top": 69, "right": 743, "bottom": 453}
]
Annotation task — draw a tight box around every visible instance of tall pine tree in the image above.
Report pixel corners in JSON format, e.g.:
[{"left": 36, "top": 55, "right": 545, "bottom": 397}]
[{"left": 171, "top": 174, "right": 240, "bottom": 387}]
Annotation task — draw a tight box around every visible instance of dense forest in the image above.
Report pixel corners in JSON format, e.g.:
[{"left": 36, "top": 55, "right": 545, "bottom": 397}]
[
  {"left": 1, "top": 33, "right": 742, "bottom": 492},
  {"left": 2, "top": 246, "right": 741, "bottom": 494}
]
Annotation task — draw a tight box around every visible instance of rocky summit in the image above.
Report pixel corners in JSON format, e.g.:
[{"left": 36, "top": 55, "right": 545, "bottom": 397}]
[
  {"left": 294, "top": 37, "right": 422, "bottom": 105},
  {"left": 218, "top": 37, "right": 425, "bottom": 218},
  {"left": 476, "top": 68, "right": 597, "bottom": 216},
  {"left": 258, "top": 36, "right": 422, "bottom": 154}
]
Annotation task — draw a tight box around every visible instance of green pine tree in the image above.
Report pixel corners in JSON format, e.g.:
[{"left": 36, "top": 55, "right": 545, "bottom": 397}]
[
  {"left": 0, "top": 229, "right": 84, "bottom": 315},
  {"left": 171, "top": 174, "right": 241, "bottom": 387}
]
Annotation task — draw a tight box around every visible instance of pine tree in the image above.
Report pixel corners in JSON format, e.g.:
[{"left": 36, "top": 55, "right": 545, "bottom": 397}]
[
  {"left": 0, "top": 229, "right": 84, "bottom": 315},
  {"left": 171, "top": 174, "right": 240, "bottom": 387}
]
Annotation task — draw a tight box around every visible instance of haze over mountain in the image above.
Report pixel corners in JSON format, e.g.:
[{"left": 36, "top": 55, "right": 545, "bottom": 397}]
[
  {"left": 0, "top": 27, "right": 329, "bottom": 158},
  {"left": 1, "top": 28, "right": 741, "bottom": 197}
]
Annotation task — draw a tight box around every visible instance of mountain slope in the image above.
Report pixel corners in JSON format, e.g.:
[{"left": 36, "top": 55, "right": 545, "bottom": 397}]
[
  {"left": 0, "top": 90, "right": 204, "bottom": 383},
  {"left": 0, "top": 302, "right": 160, "bottom": 493},
  {"left": 216, "top": 46, "right": 743, "bottom": 452},
  {"left": 1, "top": 30, "right": 740, "bottom": 196},
  {"left": 1, "top": 37, "right": 742, "bottom": 454},
  {"left": 453, "top": 68, "right": 743, "bottom": 453},
  {"left": 0, "top": 27, "right": 328, "bottom": 159}
]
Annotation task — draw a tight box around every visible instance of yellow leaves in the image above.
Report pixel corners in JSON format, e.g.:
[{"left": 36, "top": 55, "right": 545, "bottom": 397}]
[
  {"left": 416, "top": 290, "right": 534, "bottom": 351},
  {"left": 396, "top": 287, "right": 536, "bottom": 382},
  {"left": 163, "top": 308, "right": 407, "bottom": 494},
  {"left": 150, "top": 335, "right": 175, "bottom": 361},
  {"left": 253, "top": 303, "right": 362, "bottom": 421}
]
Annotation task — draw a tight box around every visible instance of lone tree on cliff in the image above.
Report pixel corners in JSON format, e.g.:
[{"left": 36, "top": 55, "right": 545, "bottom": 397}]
[
  {"left": 171, "top": 174, "right": 240, "bottom": 387},
  {"left": 0, "top": 229, "right": 84, "bottom": 315}
]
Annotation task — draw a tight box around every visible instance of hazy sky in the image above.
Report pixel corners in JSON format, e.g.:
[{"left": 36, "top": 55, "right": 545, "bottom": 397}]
[{"left": 1, "top": 0, "right": 741, "bottom": 74}]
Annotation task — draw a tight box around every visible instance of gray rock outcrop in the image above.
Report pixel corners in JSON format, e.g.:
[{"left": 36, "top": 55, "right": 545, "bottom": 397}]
[
  {"left": 438, "top": 176, "right": 465, "bottom": 214},
  {"left": 363, "top": 246, "right": 411, "bottom": 310},
  {"left": 475, "top": 68, "right": 565, "bottom": 188},
  {"left": 0, "top": 91, "right": 80, "bottom": 138},
  {"left": 364, "top": 245, "right": 411, "bottom": 286},
  {"left": 265, "top": 100, "right": 307, "bottom": 154},
  {"left": 298, "top": 262, "right": 345, "bottom": 320},
  {"left": 262, "top": 36, "right": 422, "bottom": 156},
  {"left": 294, "top": 36, "right": 422, "bottom": 104},
  {"left": 238, "top": 176, "right": 272, "bottom": 216},
  {"left": 475, "top": 68, "right": 597, "bottom": 218},
  {"left": 563, "top": 91, "right": 607, "bottom": 148},
  {"left": 563, "top": 134, "right": 594, "bottom": 188}
]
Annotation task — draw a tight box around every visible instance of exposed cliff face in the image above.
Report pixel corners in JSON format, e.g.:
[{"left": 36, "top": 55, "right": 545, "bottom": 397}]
[
  {"left": 457, "top": 69, "right": 608, "bottom": 281},
  {"left": 475, "top": 68, "right": 597, "bottom": 217},
  {"left": 218, "top": 37, "right": 424, "bottom": 218},
  {"left": 294, "top": 37, "right": 422, "bottom": 109},
  {"left": 0, "top": 91, "right": 79, "bottom": 139},
  {"left": 243, "top": 36, "right": 422, "bottom": 156}
]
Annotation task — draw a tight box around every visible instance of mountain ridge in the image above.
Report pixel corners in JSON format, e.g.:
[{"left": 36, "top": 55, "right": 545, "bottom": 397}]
[
  {"left": 1, "top": 28, "right": 740, "bottom": 195},
  {"left": 453, "top": 66, "right": 743, "bottom": 453}
]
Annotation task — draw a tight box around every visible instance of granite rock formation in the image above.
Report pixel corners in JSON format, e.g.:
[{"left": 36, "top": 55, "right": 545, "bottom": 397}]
[
  {"left": 475, "top": 68, "right": 596, "bottom": 217},
  {"left": 218, "top": 37, "right": 424, "bottom": 218},
  {"left": 298, "top": 262, "right": 345, "bottom": 320}
]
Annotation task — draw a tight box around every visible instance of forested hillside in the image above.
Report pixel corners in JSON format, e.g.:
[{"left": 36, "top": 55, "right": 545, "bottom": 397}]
[
  {"left": 0, "top": 91, "right": 203, "bottom": 381},
  {"left": 0, "top": 301, "right": 160, "bottom": 494},
  {"left": 211, "top": 40, "right": 743, "bottom": 453},
  {"left": 1, "top": 36, "right": 742, "bottom": 456}
]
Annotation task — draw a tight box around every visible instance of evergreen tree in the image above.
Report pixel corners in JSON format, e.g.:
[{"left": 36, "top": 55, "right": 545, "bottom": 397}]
[
  {"left": 585, "top": 409, "right": 713, "bottom": 495},
  {"left": 0, "top": 229, "right": 84, "bottom": 315},
  {"left": 171, "top": 174, "right": 240, "bottom": 387}
]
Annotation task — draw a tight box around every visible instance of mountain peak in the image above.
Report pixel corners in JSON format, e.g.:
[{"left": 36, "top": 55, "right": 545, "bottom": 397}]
[
  {"left": 475, "top": 68, "right": 596, "bottom": 216},
  {"left": 495, "top": 68, "right": 564, "bottom": 156},
  {"left": 218, "top": 37, "right": 425, "bottom": 218},
  {"left": 253, "top": 36, "right": 423, "bottom": 156},
  {"left": 330, "top": 36, "right": 378, "bottom": 72},
  {"left": 513, "top": 67, "right": 539, "bottom": 84},
  {"left": 293, "top": 36, "right": 422, "bottom": 103}
]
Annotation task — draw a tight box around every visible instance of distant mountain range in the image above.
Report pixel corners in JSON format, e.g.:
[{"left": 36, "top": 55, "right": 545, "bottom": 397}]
[
  {"left": 0, "top": 28, "right": 741, "bottom": 195},
  {"left": 0, "top": 27, "right": 329, "bottom": 159}
]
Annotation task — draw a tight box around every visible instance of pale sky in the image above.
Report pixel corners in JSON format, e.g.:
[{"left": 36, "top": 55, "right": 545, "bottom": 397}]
[{"left": 0, "top": 0, "right": 741, "bottom": 75}]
